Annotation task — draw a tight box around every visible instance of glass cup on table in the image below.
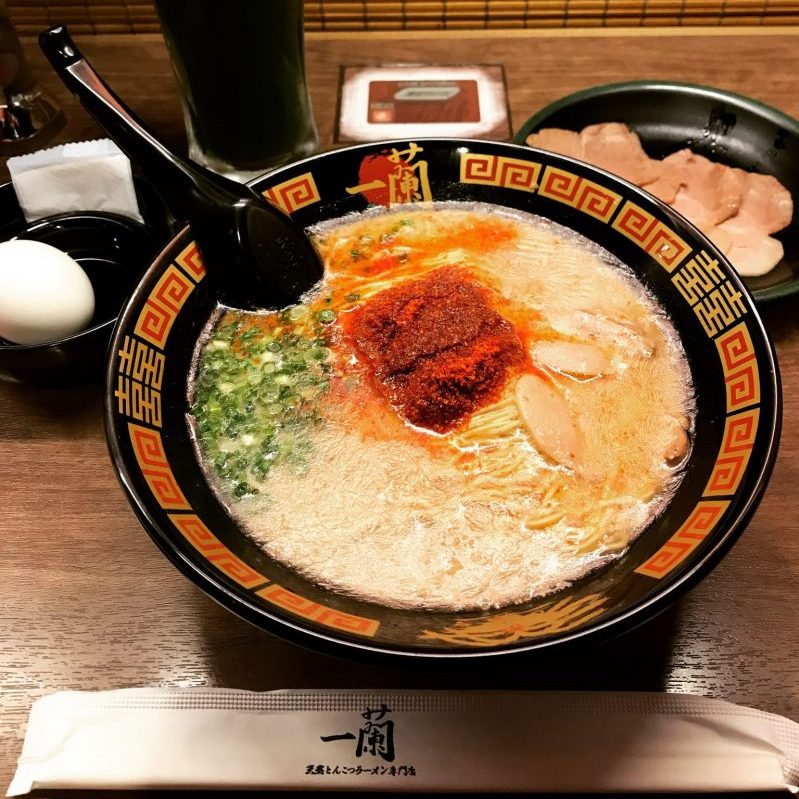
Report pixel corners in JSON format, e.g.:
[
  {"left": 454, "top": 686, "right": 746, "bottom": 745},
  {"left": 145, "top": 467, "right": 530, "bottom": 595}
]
[
  {"left": 0, "top": 0, "right": 65, "bottom": 155},
  {"left": 153, "top": 0, "right": 319, "bottom": 182}
]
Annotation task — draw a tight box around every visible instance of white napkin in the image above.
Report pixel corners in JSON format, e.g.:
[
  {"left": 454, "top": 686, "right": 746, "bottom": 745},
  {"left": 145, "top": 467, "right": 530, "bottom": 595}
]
[
  {"left": 7, "top": 688, "right": 799, "bottom": 795},
  {"left": 6, "top": 139, "right": 143, "bottom": 223}
]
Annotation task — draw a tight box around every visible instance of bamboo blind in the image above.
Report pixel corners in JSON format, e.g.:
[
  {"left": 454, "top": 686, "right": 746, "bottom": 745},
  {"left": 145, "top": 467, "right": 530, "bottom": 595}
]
[{"left": 6, "top": 0, "right": 798, "bottom": 36}]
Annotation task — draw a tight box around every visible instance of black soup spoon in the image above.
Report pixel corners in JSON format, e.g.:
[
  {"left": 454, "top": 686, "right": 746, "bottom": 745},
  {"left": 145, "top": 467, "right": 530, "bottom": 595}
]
[{"left": 39, "top": 25, "right": 324, "bottom": 310}]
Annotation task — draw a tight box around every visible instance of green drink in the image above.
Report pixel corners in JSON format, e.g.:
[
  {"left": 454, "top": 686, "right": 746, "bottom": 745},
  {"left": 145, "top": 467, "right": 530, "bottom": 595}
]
[{"left": 154, "top": 0, "right": 318, "bottom": 180}]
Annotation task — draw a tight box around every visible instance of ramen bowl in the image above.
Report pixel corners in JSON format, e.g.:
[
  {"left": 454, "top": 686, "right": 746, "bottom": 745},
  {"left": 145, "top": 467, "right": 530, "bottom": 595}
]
[{"left": 105, "top": 139, "right": 780, "bottom": 660}]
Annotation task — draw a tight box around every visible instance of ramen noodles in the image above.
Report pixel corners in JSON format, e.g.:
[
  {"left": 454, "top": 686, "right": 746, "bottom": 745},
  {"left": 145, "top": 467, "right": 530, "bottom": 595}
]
[{"left": 189, "top": 204, "right": 694, "bottom": 611}]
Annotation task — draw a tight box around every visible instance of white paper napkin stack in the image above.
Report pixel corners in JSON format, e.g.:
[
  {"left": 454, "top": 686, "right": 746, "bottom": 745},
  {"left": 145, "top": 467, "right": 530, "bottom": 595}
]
[{"left": 6, "top": 139, "right": 143, "bottom": 223}]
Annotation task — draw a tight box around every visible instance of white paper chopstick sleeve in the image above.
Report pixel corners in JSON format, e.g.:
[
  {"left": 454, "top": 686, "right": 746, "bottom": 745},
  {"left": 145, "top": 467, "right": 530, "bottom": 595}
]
[{"left": 7, "top": 689, "right": 799, "bottom": 795}]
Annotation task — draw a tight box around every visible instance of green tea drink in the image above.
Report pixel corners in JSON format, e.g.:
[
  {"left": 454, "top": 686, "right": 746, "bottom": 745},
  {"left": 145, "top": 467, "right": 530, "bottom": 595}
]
[{"left": 154, "top": 0, "right": 318, "bottom": 178}]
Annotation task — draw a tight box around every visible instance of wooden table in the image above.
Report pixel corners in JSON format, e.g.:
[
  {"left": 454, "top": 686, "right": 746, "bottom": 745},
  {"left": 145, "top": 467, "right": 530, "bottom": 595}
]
[{"left": 2, "top": 27, "right": 799, "bottom": 791}]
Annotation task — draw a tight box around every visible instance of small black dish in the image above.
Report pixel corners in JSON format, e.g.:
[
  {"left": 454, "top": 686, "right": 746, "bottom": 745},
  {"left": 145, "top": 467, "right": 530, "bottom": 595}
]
[
  {"left": 513, "top": 81, "right": 799, "bottom": 303},
  {"left": 0, "top": 179, "right": 172, "bottom": 386}
]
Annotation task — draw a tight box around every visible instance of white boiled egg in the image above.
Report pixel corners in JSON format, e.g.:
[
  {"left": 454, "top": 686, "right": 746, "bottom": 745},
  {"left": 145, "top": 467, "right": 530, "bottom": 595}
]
[{"left": 0, "top": 239, "right": 95, "bottom": 345}]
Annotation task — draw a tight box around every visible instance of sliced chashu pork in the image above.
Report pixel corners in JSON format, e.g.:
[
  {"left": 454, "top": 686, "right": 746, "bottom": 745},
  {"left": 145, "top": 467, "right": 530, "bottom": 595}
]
[
  {"left": 664, "top": 150, "right": 745, "bottom": 229},
  {"left": 736, "top": 172, "right": 793, "bottom": 234},
  {"left": 525, "top": 128, "right": 583, "bottom": 160},
  {"left": 640, "top": 170, "right": 683, "bottom": 204},
  {"left": 523, "top": 122, "right": 793, "bottom": 277},
  {"left": 716, "top": 215, "right": 785, "bottom": 276},
  {"left": 580, "top": 123, "right": 662, "bottom": 185},
  {"left": 713, "top": 172, "right": 792, "bottom": 275}
]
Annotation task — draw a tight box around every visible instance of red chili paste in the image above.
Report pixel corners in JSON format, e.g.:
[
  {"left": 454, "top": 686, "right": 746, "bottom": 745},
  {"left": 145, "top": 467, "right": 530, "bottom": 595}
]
[{"left": 346, "top": 267, "right": 524, "bottom": 433}]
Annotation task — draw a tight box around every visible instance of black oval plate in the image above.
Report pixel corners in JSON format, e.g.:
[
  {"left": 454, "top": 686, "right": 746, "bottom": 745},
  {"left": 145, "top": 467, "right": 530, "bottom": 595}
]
[{"left": 513, "top": 81, "right": 799, "bottom": 303}]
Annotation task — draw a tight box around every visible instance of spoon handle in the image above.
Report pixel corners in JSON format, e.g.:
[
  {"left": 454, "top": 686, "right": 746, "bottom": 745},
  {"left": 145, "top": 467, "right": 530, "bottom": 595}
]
[
  {"left": 39, "top": 24, "right": 325, "bottom": 310},
  {"left": 38, "top": 25, "right": 243, "bottom": 219}
]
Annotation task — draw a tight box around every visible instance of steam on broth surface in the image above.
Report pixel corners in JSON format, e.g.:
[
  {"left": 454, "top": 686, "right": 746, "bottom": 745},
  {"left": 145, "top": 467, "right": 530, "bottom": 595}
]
[{"left": 189, "top": 203, "right": 694, "bottom": 611}]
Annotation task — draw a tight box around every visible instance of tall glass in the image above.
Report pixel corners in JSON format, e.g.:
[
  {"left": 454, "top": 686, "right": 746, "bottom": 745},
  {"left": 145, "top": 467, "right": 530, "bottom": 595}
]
[
  {"left": 0, "top": 0, "right": 65, "bottom": 155},
  {"left": 154, "top": 0, "right": 319, "bottom": 181}
]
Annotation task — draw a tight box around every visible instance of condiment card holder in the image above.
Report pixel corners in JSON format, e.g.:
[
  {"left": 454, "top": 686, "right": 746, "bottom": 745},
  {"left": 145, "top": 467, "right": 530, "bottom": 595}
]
[
  {"left": 7, "top": 139, "right": 143, "bottom": 223},
  {"left": 8, "top": 689, "right": 799, "bottom": 795}
]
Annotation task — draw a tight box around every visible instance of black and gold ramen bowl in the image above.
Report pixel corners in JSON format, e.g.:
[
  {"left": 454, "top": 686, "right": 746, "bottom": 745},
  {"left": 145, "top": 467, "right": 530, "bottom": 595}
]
[{"left": 105, "top": 139, "right": 780, "bottom": 660}]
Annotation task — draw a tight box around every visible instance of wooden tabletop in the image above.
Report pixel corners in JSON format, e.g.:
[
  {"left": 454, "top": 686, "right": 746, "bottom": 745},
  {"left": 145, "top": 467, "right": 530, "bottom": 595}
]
[{"left": 2, "top": 27, "right": 799, "bottom": 792}]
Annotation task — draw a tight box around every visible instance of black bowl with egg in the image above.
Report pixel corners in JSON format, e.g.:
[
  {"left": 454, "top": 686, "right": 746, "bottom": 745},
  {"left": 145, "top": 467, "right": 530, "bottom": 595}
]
[
  {"left": 513, "top": 80, "right": 799, "bottom": 303},
  {"left": 0, "top": 179, "right": 172, "bottom": 386},
  {"left": 105, "top": 139, "right": 780, "bottom": 660}
]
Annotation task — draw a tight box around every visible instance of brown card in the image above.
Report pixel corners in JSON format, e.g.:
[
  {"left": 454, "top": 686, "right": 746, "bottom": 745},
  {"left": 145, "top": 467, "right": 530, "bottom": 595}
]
[{"left": 337, "top": 65, "right": 511, "bottom": 143}]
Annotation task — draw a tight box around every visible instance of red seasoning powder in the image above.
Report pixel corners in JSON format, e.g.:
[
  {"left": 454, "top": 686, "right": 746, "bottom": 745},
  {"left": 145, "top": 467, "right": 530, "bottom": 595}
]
[{"left": 346, "top": 267, "right": 525, "bottom": 433}]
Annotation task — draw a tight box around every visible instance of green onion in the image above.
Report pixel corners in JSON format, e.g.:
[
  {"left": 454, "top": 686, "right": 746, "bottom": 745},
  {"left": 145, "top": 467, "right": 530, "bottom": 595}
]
[{"left": 192, "top": 307, "right": 334, "bottom": 502}]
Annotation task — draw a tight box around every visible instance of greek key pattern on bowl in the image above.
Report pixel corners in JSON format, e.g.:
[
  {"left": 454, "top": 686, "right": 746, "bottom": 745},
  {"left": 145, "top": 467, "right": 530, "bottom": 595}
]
[
  {"left": 538, "top": 166, "right": 622, "bottom": 222},
  {"left": 635, "top": 500, "right": 730, "bottom": 578},
  {"left": 703, "top": 408, "right": 760, "bottom": 497},
  {"left": 127, "top": 422, "right": 190, "bottom": 510},
  {"left": 168, "top": 513, "right": 267, "bottom": 589},
  {"left": 263, "top": 172, "right": 321, "bottom": 214},
  {"left": 132, "top": 244, "right": 206, "bottom": 351},
  {"left": 612, "top": 201, "right": 691, "bottom": 272},
  {"left": 637, "top": 320, "right": 761, "bottom": 580},
  {"left": 459, "top": 153, "right": 541, "bottom": 192},
  {"left": 716, "top": 321, "right": 760, "bottom": 411},
  {"left": 174, "top": 241, "right": 206, "bottom": 282},
  {"left": 257, "top": 584, "right": 381, "bottom": 637}
]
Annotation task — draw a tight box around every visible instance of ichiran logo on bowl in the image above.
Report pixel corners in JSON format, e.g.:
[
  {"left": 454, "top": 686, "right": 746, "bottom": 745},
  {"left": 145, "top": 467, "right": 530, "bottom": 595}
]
[{"left": 346, "top": 142, "right": 432, "bottom": 207}]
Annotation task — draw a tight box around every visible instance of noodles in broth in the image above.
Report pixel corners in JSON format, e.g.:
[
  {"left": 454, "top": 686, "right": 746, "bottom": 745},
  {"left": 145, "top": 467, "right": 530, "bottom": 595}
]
[{"left": 189, "top": 203, "right": 694, "bottom": 611}]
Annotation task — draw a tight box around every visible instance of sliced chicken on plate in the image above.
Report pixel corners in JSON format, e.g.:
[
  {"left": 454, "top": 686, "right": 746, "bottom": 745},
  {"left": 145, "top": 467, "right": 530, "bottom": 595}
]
[
  {"left": 524, "top": 121, "right": 793, "bottom": 278},
  {"left": 716, "top": 216, "right": 786, "bottom": 277},
  {"left": 579, "top": 123, "right": 662, "bottom": 185},
  {"left": 665, "top": 150, "right": 745, "bottom": 228},
  {"left": 736, "top": 172, "right": 793, "bottom": 234},
  {"left": 525, "top": 128, "right": 583, "bottom": 160}
]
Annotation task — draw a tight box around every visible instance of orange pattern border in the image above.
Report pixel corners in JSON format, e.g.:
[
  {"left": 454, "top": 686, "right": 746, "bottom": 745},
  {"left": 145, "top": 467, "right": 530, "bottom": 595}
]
[
  {"left": 263, "top": 172, "right": 321, "bottom": 214},
  {"left": 459, "top": 153, "right": 541, "bottom": 192},
  {"left": 704, "top": 408, "right": 760, "bottom": 497},
  {"left": 175, "top": 241, "right": 206, "bottom": 282},
  {"left": 611, "top": 201, "right": 691, "bottom": 272},
  {"left": 168, "top": 513, "right": 267, "bottom": 589},
  {"left": 716, "top": 321, "right": 761, "bottom": 412},
  {"left": 133, "top": 264, "right": 194, "bottom": 349},
  {"left": 257, "top": 584, "right": 380, "bottom": 637},
  {"left": 132, "top": 238, "right": 207, "bottom": 351},
  {"left": 640, "top": 321, "right": 762, "bottom": 580},
  {"left": 128, "top": 422, "right": 190, "bottom": 510},
  {"left": 538, "top": 166, "right": 622, "bottom": 222},
  {"left": 635, "top": 500, "right": 730, "bottom": 578}
]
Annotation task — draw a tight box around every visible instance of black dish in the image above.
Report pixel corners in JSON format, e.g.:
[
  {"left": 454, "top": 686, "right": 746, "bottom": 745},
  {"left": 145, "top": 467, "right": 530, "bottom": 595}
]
[
  {"left": 513, "top": 80, "right": 799, "bottom": 303},
  {"left": 0, "top": 179, "right": 172, "bottom": 385},
  {"left": 105, "top": 138, "right": 780, "bottom": 661}
]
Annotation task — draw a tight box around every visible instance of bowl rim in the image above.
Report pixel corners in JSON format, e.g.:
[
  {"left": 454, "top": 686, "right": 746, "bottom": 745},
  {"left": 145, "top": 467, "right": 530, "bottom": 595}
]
[
  {"left": 512, "top": 79, "right": 799, "bottom": 304},
  {"left": 104, "top": 137, "right": 783, "bottom": 660}
]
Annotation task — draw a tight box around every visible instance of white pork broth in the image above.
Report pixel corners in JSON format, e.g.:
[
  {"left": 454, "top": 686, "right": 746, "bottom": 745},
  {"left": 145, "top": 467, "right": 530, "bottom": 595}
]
[{"left": 188, "top": 203, "right": 694, "bottom": 611}]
